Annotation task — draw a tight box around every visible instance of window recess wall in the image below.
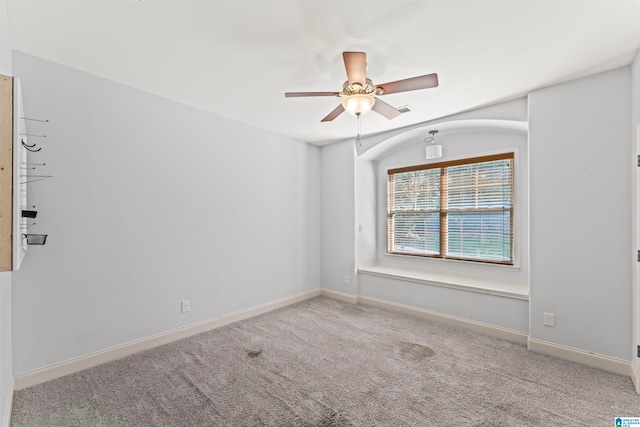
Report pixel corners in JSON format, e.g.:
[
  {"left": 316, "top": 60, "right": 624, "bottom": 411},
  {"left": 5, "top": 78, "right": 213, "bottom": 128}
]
[
  {"left": 373, "top": 127, "right": 528, "bottom": 291},
  {"left": 354, "top": 121, "right": 529, "bottom": 334}
]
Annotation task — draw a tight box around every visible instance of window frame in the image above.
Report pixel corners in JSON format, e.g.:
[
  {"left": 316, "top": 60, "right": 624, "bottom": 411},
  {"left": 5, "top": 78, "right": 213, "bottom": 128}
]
[{"left": 387, "top": 152, "right": 515, "bottom": 265}]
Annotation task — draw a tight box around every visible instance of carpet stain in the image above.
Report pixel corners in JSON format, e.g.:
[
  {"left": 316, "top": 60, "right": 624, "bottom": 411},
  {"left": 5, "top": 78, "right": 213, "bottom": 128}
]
[
  {"left": 313, "top": 410, "right": 352, "bottom": 427},
  {"left": 247, "top": 349, "right": 263, "bottom": 358},
  {"left": 398, "top": 342, "right": 435, "bottom": 361},
  {"left": 487, "top": 403, "right": 540, "bottom": 425}
]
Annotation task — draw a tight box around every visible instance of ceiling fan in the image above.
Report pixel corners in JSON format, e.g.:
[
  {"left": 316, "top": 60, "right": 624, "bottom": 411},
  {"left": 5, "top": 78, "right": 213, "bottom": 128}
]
[{"left": 285, "top": 51, "right": 439, "bottom": 122}]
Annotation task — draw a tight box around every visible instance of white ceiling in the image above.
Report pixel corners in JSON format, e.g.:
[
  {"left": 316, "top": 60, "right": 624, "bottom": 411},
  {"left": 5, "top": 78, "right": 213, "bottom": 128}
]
[{"left": 6, "top": 0, "right": 640, "bottom": 145}]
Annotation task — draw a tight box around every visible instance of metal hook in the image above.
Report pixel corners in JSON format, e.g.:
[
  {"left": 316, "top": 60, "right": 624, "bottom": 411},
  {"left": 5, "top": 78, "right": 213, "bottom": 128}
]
[{"left": 22, "top": 142, "right": 42, "bottom": 153}]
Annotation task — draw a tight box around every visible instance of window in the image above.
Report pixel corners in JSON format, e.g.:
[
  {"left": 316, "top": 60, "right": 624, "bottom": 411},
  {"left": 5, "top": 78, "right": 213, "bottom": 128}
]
[{"left": 387, "top": 153, "right": 514, "bottom": 264}]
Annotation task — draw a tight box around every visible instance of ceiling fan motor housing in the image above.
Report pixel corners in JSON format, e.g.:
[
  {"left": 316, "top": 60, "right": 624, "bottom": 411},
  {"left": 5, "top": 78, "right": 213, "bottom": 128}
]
[{"left": 342, "top": 79, "right": 381, "bottom": 96}]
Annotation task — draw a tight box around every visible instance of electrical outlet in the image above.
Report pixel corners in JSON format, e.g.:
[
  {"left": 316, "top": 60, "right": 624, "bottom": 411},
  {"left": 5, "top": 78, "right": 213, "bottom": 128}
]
[
  {"left": 181, "top": 300, "right": 190, "bottom": 313},
  {"left": 543, "top": 312, "right": 555, "bottom": 327},
  {"left": 344, "top": 275, "right": 350, "bottom": 285}
]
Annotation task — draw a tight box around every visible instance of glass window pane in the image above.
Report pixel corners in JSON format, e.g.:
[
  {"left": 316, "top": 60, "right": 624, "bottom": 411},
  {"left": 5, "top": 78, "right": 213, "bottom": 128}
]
[
  {"left": 391, "top": 213, "right": 440, "bottom": 255},
  {"left": 390, "top": 169, "right": 440, "bottom": 211},
  {"left": 446, "top": 159, "right": 512, "bottom": 211},
  {"left": 446, "top": 211, "right": 511, "bottom": 261}
]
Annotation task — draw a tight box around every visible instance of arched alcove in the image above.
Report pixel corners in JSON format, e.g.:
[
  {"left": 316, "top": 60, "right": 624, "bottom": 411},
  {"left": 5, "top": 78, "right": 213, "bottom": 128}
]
[
  {"left": 359, "top": 119, "right": 527, "bottom": 161},
  {"left": 353, "top": 118, "right": 530, "bottom": 333}
]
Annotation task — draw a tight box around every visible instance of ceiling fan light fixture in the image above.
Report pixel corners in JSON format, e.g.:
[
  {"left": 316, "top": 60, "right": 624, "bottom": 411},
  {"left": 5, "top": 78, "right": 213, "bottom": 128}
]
[{"left": 342, "top": 94, "right": 375, "bottom": 116}]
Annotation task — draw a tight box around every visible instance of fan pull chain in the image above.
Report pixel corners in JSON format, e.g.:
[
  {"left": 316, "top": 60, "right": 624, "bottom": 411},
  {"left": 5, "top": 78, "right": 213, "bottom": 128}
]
[{"left": 356, "top": 113, "right": 361, "bottom": 141}]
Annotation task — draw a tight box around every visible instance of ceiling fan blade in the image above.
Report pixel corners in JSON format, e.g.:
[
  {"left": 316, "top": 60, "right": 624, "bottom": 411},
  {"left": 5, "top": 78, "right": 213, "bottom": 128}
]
[
  {"left": 321, "top": 104, "right": 345, "bottom": 122},
  {"left": 343, "top": 52, "right": 367, "bottom": 85},
  {"left": 285, "top": 91, "right": 340, "bottom": 97},
  {"left": 371, "top": 98, "right": 401, "bottom": 120},
  {"left": 377, "top": 73, "right": 439, "bottom": 95}
]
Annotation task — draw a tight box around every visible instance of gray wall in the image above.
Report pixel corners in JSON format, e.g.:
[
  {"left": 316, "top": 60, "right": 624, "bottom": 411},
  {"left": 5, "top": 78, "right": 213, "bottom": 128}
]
[
  {"left": 528, "top": 67, "right": 631, "bottom": 360},
  {"left": 0, "top": 0, "right": 12, "bottom": 424},
  {"left": 11, "top": 52, "right": 321, "bottom": 375}
]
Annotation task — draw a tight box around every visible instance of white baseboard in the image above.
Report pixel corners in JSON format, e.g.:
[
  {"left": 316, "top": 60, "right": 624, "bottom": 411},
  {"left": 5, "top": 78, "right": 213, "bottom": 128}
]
[
  {"left": 632, "top": 361, "right": 639, "bottom": 394},
  {"left": 527, "top": 337, "right": 632, "bottom": 377},
  {"left": 13, "top": 289, "right": 321, "bottom": 391},
  {"left": 355, "top": 295, "right": 529, "bottom": 345},
  {"left": 320, "top": 288, "right": 359, "bottom": 304},
  {"left": 2, "top": 379, "right": 13, "bottom": 427}
]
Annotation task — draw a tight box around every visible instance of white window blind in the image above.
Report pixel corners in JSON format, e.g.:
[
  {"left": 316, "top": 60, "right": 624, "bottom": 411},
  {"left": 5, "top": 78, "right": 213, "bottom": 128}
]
[{"left": 388, "top": 153, "right": 514, "bottom": 265}]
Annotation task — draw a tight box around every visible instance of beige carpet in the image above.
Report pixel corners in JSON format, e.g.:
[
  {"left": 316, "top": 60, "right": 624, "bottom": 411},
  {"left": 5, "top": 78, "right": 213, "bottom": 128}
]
[{"left": 11, "top": 296, "right": 640, "bottom": 426}]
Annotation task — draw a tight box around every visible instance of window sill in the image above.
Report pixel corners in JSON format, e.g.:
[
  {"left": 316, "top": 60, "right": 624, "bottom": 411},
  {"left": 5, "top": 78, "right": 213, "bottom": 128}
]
[
  {"left": 357, "top": 264, "right": 529, "bottom": 301},
  {"left": 384, "top": 252, "right": 521, "bottom": 270}
]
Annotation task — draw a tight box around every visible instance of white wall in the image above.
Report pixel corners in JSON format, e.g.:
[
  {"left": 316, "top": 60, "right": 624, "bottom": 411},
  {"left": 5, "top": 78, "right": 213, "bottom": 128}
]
[
  {"left": 0, "top": 0, "right": 9, "bottom": 74},
  {"left": 11, "top": 52, "right": 321, "bottom": 375},
  {"left": 320, "top": 139, "right": 357, "bottom": 294},
  {"left": 529, "top": 67, "right": 631, "bottom": 360},
  {"left": 633, "top": 49, "right": 640, "bottom": 129},
  {"left": 629, "top": 49, "right": 640, "bottom": 380},
  {"left": 355, "top": 157, "right": 377, "bottom": 271},
  {"left": 0, "top": 0, "right": 12, "bottom": 424},
  {"left": 359, "top": 274, "right": 529, "bottom": 332}
]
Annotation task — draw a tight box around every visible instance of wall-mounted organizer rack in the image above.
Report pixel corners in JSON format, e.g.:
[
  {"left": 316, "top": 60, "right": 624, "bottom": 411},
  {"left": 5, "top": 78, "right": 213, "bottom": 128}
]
[{"left": 0, "top": 74, "right": 50, "bottom": 272}]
